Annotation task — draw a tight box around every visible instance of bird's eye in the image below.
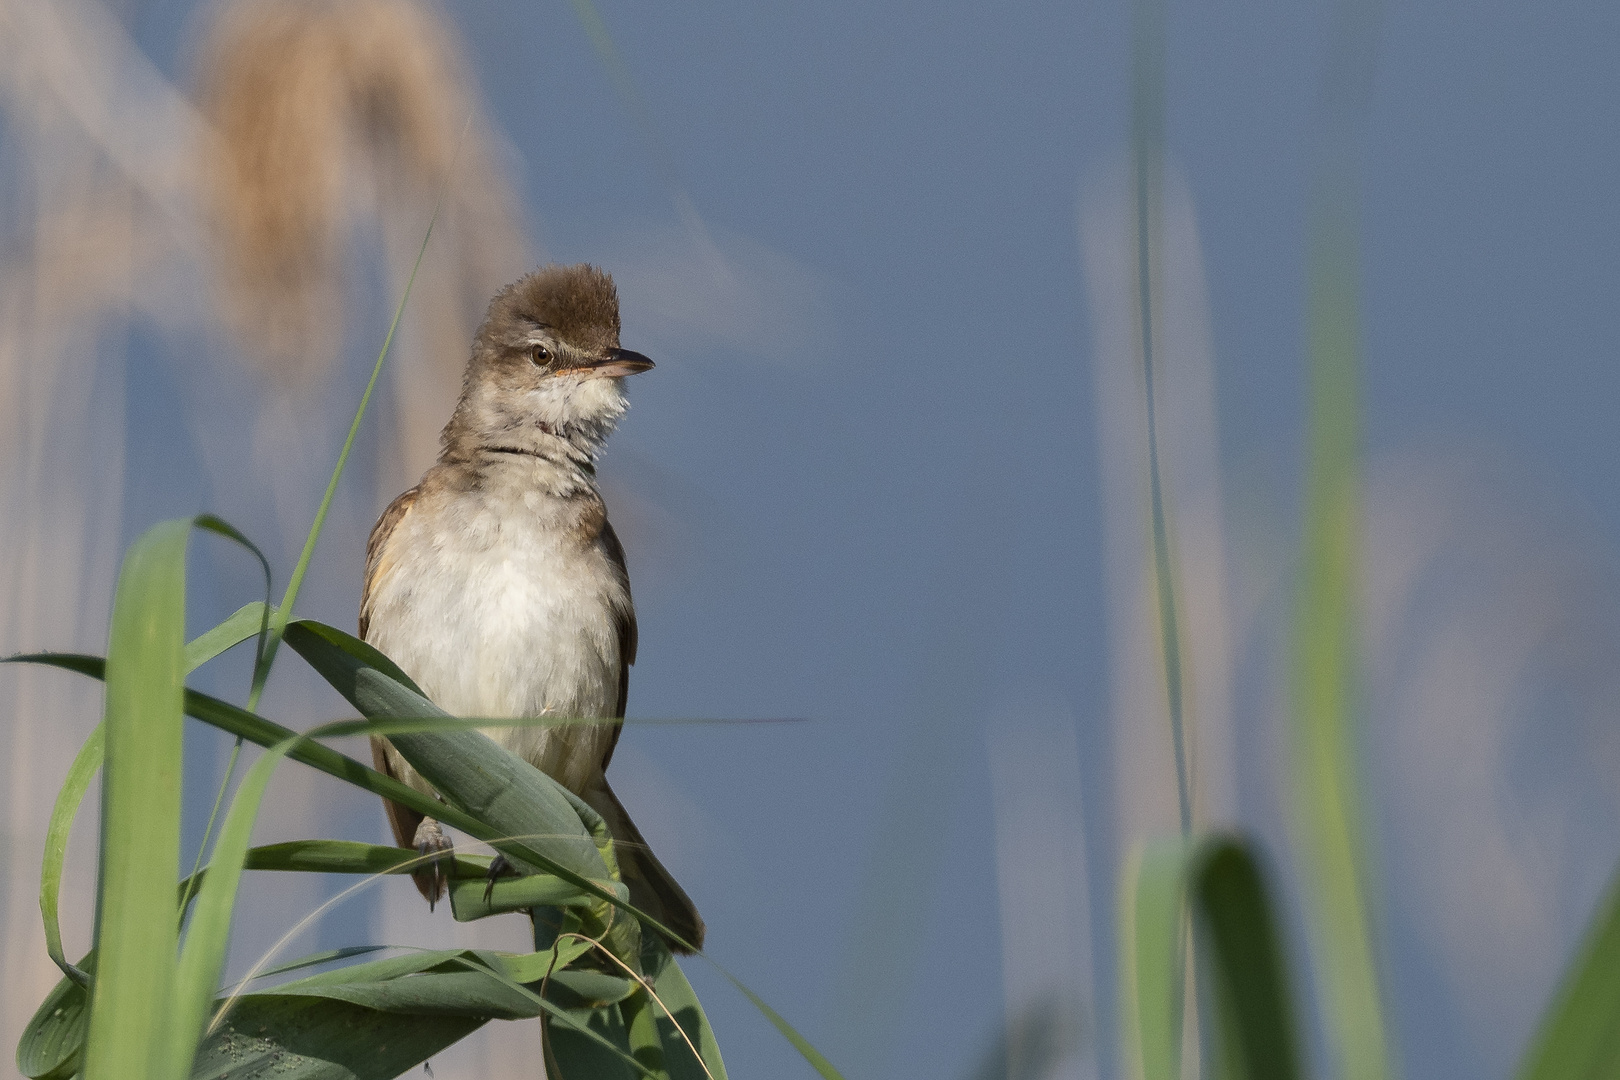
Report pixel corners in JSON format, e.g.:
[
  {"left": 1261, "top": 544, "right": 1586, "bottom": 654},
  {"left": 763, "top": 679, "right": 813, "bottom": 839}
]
[{"left": 531, "top": 345, "right": 552, "bottom": 365}]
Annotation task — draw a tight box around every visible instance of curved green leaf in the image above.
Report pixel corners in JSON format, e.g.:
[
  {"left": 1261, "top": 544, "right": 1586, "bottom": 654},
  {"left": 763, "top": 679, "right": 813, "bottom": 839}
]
[
  {"left": 231, "top": 946, "right": 389, "bottom": 985},
  {"left": 450, "top": 872, "right": 614, "bottom": 921},
  {"left": 1120, "top": 833, "right": 1301, "bottom": 1080},
  {"left": 39, "top": 726, "right": 101, "bottom": 987},
  {"left": 16, "top": 953, "right": 93, "bottom": 1080},
  {"left": 1515, "top": 863, "right": 1620, "bottom": 1080},
  {"left": 549, "top": 1001, "right": 642, "bottom": 1080},
  {"left": 167, "top": 731, "right": 298, "bottom": 1072},
  {"left": 641, "top": 935, "right": 729, "bottom": 1080},
  {"left": 281, "top": 622, "right": 636, "bottom": 965},
  {"left": 192, "top": 996, "right": 483, "bottom": 1080},
  {"left": 87, "top": 518, "right": 191, "bottom": 1080},
  {"left": 183, "top": 602, "right": 271, "bottom": 674},
  {"left": 1120, "top": 840, "right": 1190, "bottom": 1080},
  {"left": 1192, "top": 838, "right": 1301, "bottom": 1080}
]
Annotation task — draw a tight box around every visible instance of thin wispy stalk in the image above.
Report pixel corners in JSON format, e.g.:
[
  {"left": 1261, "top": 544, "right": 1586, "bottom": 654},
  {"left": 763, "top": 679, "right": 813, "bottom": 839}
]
[
  {"left": 248, "top": 115, "right": 468, "bottom": 712},
  {"left": 177, "top": 117, "right": 467, "bottom": 947},
  {"left": 1129, "top": 0, "right": 1191, "bottom": 841}
]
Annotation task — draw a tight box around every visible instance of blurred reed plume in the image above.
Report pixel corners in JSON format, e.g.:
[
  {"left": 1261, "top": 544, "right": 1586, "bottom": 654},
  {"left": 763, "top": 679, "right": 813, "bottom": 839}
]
[
  {"left": 0, "top": 0, "right": 190, "bottom": 1061},
  {"left": 196, "top": 0, "right": 529, "bottom": 480},
  {"left": 0, "top": 0, "right": 531, "bottom": 1072}
]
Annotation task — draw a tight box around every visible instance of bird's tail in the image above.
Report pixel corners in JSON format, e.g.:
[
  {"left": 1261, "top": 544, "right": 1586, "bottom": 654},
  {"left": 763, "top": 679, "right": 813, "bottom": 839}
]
[{"left": 584, "top": 778, "right": 706, "bottom": 953}]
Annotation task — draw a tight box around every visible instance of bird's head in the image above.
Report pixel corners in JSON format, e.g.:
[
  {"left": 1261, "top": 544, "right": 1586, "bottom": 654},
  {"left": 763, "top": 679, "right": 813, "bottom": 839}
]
[{"left": 443, "top": 263, "right": 654, "bottom": 460}]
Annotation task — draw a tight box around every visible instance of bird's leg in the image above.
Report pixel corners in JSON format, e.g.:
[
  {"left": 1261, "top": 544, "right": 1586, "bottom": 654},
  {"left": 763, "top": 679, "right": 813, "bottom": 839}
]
[
  {"left": 413, "top": 817, "right": 454, "bottom": 910},
  {"left": 483, "top": 852, "right": 521, "bottom": 904}
]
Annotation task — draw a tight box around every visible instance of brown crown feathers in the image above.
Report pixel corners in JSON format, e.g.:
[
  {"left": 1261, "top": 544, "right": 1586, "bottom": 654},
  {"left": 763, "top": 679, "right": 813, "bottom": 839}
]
[{"left": 474, "top": 263, "right": 622, "bottom": 357}]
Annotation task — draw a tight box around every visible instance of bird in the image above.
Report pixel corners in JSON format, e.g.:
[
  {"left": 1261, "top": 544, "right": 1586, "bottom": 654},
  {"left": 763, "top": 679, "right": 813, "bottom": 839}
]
[{"left": 359, "top": 262, "right": 704, "bottom": 952}]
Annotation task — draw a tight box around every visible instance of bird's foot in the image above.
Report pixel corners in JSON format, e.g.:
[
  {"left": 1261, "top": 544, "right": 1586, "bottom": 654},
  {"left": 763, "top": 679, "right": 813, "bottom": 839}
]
[
  {"left": 483, "top": 853, "right": 521, "bottom": 904},
  {"left": 413, "top": 818, "right": 454, "bottom": 910}
]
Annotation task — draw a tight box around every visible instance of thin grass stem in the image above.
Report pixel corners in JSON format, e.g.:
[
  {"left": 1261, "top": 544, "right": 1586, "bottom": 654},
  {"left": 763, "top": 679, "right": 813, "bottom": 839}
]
[
  {"left": 246, "top": 112, "right": 472, "bottom": 712},
  {"left": 1130, "top": 0, "right": 1191, "bottom": 842}
]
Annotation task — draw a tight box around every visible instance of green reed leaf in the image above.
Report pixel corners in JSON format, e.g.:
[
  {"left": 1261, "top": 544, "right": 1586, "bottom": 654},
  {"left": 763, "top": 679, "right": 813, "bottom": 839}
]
[
  {"left": 1128, "top": 0, "right": 1192, "bottom": 842},
  {"left": 166, "top": 731, "right": 302, "bottom": 1072},
  {"left": 229, "top": 946, "right": 389, "bottom": 986},
  {"left": 641, "top": 935, "right": 729, "bottom": 1080},
  {"left": 716, "top": 969, "right": 842, "bottom": 1080},
  {"left": 85, "top": 518, "right": 191, "bottom": 1080},
  {"left": 548, "top": 1000, "right": 644, "bottom": 1080},
  {"left": 1290, "top": 0, "right": 1388, "bottom": 1075},
  {"left": 192, "top": 996, "right": 484, "bottom": 1080},
  {"left": 1514, "top": 862, "right": 1620, "bottom": 1080},
  {"left": 1120, "top": 833, "right": 1301, "bottom": 1080},
  {"left": 1120, "top": 840, "right": 1188, "bottom": 1080},
  {"left": 16, "top": 952, "right": 92, "bottom": 1080},
  {"left": 1192, "top": 838, "right": 1301, "bottom": 1080},
  {"left": 15, "top": 649, "right": 830, "bottom": 1080},
  {"left": 183, "top": 602, "right": 272, "bottom": 674},
  {"left": 39, "top": 726, "right": 101, "bottom": 987}
]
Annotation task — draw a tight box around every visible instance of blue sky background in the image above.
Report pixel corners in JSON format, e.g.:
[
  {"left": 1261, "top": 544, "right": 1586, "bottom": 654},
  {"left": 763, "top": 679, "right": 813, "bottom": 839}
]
[{"left": 77, "top": 0, "right": 1620, "bottom": 1077}]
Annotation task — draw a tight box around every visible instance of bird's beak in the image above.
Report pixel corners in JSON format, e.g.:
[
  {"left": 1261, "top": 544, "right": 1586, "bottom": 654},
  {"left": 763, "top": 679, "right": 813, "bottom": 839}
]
[{"left": 580, "top": 349, "right": 655, "bottom": 378}]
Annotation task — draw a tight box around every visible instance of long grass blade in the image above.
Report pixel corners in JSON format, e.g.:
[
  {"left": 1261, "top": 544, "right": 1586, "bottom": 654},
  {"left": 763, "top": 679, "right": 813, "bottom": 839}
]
[
  {"left": 563, "top": 0, "right": 710, "bottom": 245},
  {"left": 715, "top": 968, "right": 844, "bottom": 1080},
  {"left": 177, "top": 520, "right": 272, "bottom": 933},
  {"left": 1128, "top": 0, "right": 1192, "bottom": 841},
  {"left": 1120, "top": 840, "right": 1189, "bottom": 1080},
  {"left": 1191, "top": 838, "right": 1302, "bottom": 1080},
  {"left": 39, "top": 725, "right": 102, "bottom": 987},
  {"left": 1119, "top": 834, "right": 1302, "bottom": 1080},
  {"left": 1291, "top": 0, "right": 1388, "bottom": 1075},
  {"left": 166, "top": 731, "right": 311, "bottom": 1070},
  {"left": 83, "top": 518, "right": 191, "bottom": 1080},
  {"left": 227, "top": 946, "right": 389, "bottom": 986}
]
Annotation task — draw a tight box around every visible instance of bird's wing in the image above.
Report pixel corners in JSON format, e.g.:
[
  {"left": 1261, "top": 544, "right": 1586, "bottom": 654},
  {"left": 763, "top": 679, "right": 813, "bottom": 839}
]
[
  {"left": 599, "top": 518, "right": 637, "bottom": 770},
  {"left": 359, "top": 485, "right": 420, "bottom": 641},
  {"left": 370, "top": 736, "right": 424, "bottom": 851},
  {"left": 361, "top": 486, "right": 428, "bottom": 868}
]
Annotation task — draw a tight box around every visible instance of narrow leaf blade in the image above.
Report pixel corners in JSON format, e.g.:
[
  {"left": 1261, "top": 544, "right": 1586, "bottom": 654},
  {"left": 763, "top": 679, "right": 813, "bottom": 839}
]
[
  {"left": 1514, "top": 864, "right": 1620, "bottom": 1080},
  {"left": 86, "top": 518, "right": 191, "bottom": 1080},
  {"left": 642, "top": 936, "right": 729, "bottom": 1080},
  {"left": 1190, "top": 836, "right": 1301, "bottom": 1080},
  {"left": 39, "top": 726, "right": 101, "bottom": 986},
  {"left": 16, "top": 954, "right": 93, "bottom": 1080},
  {"left": 1120, "top": 840, "right": 1189, "bottom": 1080},
  {"left": 191, "top": 996, "right": 484, "bottom": 1080}
]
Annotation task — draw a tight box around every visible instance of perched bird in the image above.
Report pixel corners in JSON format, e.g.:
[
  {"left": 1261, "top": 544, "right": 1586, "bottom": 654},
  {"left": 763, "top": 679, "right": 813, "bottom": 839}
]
[{"left": 360, "top": 263, "right": 704, "bottom": 951}]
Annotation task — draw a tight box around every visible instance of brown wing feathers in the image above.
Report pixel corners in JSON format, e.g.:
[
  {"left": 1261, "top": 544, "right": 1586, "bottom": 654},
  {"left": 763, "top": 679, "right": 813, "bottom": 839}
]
[
  {"left": 361, "top": 486, "right": 423, "bottom": 854},
  {"left": 359, "top": 485, "right": 419, "bottom": 640},
  {"left": 598, "top": 519, "right": 637, "bottom": 770}
]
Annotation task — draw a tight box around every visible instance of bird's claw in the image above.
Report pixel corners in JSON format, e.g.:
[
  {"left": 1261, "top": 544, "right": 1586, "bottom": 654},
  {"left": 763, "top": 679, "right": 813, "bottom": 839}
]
[
  {"left": 483, "top": 853, "right": 520, "bottom": 905},
  {"left": 413, "top": 818, "right": 454, "bottom": 910}
]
